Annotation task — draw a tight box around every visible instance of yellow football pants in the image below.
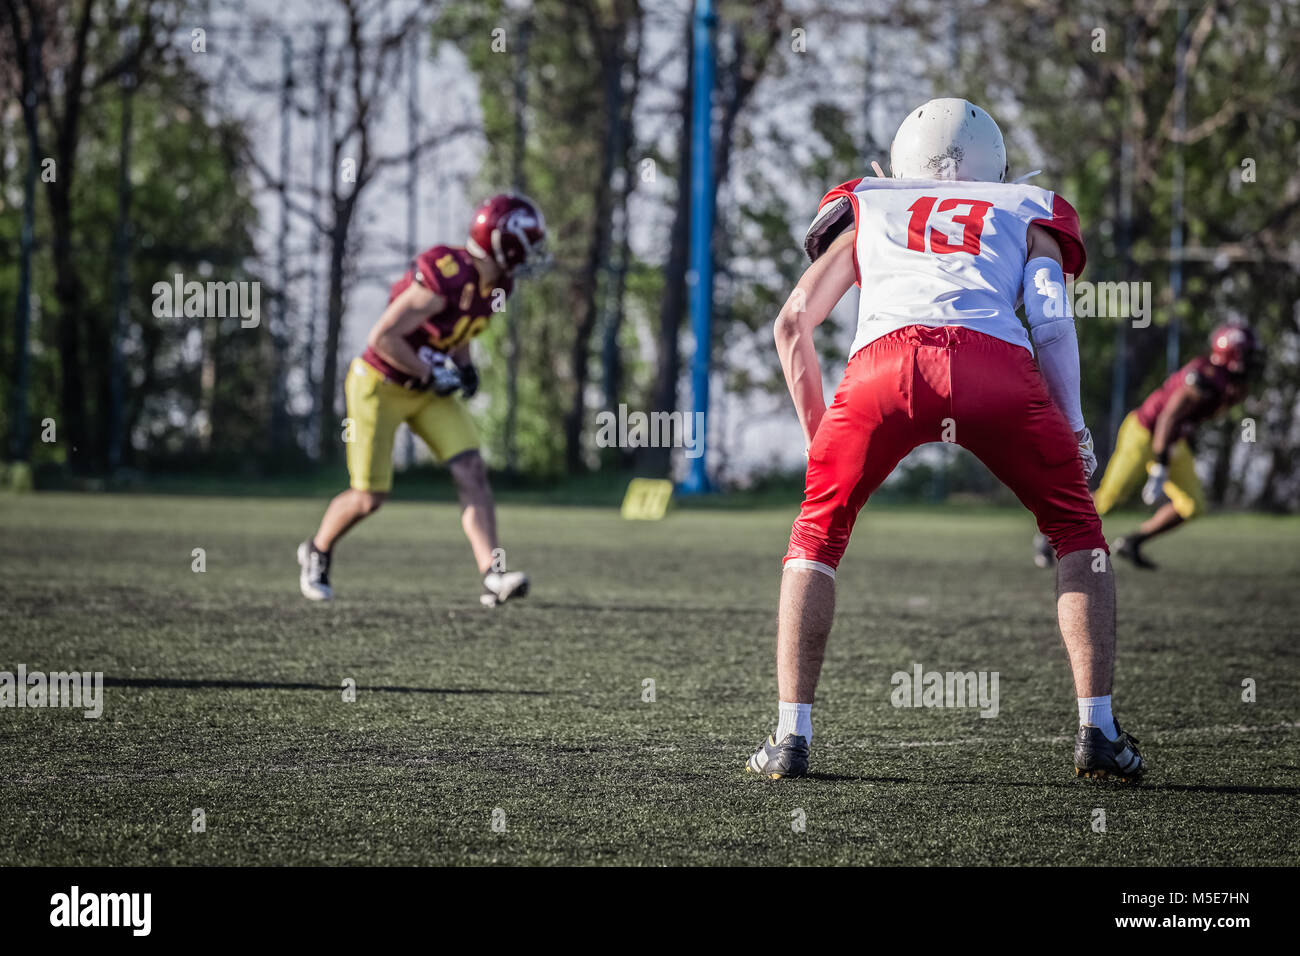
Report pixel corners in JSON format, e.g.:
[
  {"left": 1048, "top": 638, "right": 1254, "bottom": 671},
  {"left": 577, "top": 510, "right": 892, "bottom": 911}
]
[
  {"left": 1093, "top": 411, "right": 1206, "bottom": 519},
  {"left": 343, "top": 358, "right": 479, "bottom": 493}
]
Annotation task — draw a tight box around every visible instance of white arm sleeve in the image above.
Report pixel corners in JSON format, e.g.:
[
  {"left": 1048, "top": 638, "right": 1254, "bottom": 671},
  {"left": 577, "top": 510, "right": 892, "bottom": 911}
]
[{"left": 1023, "top": 256, "right": 1085, "bottom": 431}]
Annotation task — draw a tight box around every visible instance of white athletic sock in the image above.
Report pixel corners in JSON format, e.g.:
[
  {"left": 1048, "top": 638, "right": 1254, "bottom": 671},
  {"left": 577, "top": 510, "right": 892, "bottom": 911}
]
[
  {"left": 1078, "top": 695, "right": 1119, "bottom": 741},
  {"left": 776, "top": 701, "right": 812, "bottom": 744}
]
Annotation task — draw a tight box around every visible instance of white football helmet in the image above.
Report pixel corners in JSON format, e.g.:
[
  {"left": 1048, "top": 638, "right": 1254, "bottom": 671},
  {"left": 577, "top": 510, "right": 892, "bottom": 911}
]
[{"left": 889, "top": 98, "right": 1007, "bottom": 183}]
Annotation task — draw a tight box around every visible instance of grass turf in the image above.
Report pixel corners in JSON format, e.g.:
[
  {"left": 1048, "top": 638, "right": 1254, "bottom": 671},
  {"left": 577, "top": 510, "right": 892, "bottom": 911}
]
[{"left": 0, "top": 491, "right": 1297, "bottom": 866}]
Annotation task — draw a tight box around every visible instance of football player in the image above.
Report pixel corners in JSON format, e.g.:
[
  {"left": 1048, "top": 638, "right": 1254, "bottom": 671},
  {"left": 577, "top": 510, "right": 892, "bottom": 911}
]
[
  {"left": 747, "top": 99, "right": 1143, "bottom": 782},
  {"left": 1062, "top": 324, "right": 1259, "bottom": 570},
  {"left": 297, "top": 194, "right": 548, "bottom": 607}
]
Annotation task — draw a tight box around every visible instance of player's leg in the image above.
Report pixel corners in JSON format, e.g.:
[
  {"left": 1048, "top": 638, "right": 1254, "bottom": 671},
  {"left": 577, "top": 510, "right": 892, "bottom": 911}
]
[
  {"left": 776, "top": 565, "right": 837, "bottom": 705},
  {"left": 952, "top": 334, "right": 1143, "bottom": 781},
  {"left": 1114, "top": 438, "right": 1205, "bottom": 569},
  {"left": 1053, "top": 549, "right": 1139, "bottom": 779},
  {"left": 745, "top": 564, "right": 835, "bottom": 779},
  {"left": 448, "top": 450, "right": 528, "bottom": 606},
  {"left": 1092, "top": 412, "right": 1152, "bottom": 517},
  {"left": 447, "top": 451, "right": 497, "bottom": 572},
  {"left": 1114, "top": 503, "right": 1179, "bottom": 569},
  {"left": 312, "top": 489, "right": 389, "bottom": 553},
  {"left": 1101, "top": 413, "right": 1178, "bottom": 569},
  {"left": 1138, "top": 502, "right": 1184, "bottom": 539},
  {"left": 409, "top": 396, "right": 528, "bottom": 606},
  {"left": 1056, "top": 548, "right": 1115, "bottom": 699},
  {"left": 748, "top": 335, "right": 919, "bottom": 778},
  {"left": 299, "top": 360, "right": 408, "bottom": 600}
]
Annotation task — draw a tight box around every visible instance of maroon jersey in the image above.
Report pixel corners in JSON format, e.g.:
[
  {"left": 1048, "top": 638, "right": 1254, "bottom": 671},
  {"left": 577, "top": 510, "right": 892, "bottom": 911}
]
[
  {"left": 360, "top": 246, "right": 512, "bottom": 386},
  {"left": 1134, "top": 355, "right": 1243, "bottom": 438}
]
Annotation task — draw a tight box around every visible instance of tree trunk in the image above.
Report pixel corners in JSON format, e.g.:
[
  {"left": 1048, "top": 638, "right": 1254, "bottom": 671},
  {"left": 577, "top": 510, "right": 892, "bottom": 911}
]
[
  {"left": 600, "top": 13, "right": 642, "bottom": 471},
  {"left": 563, "top": 8, "right": 628, "bottom": 474},
  {"left": 317, "top": 197, "right": 354, "bottom": 462},
  {"left": 645, "top": 29, "right": 695, "bottom": 475},
  {"left": 48, "top": 182, "right": 90, "bottom": 472},
  {"left": 564, "top": 184, "right": 614, "bottom": 474}
]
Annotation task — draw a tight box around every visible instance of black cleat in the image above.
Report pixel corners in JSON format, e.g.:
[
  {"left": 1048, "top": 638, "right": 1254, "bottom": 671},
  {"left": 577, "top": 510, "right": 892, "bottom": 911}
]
[
  {"left": 745, "top": 733, "right": 809, "bottom": 779},
  {"left": 1033, "top": 532, "right": 1056, "bottom": 569},
  {"left": 297, "top": 540, "right": 333, "bottom": 601},
  {"left": 1112, "top": 536, "right": 1157, "bottom": 570},
  {"left": 1074, "top": 722, "right": 1145, "bottom": 783}
]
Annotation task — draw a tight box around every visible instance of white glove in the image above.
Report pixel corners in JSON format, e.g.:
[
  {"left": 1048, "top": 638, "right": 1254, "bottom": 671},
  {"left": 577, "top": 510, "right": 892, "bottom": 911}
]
[
  {"left": 1142, "top": 462, "right": 1169, "bottom": 505},
  {"left": 1077, "top": 427, "right": 1097, "bottom": 479}
]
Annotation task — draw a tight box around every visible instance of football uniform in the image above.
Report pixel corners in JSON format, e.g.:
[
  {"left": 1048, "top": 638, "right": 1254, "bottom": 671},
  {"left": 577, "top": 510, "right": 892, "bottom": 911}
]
[
  {"left": 347, "top": 246, "right": 509, "bottom": 492},
  {"left": 360, "top": 246, "right": 511, "bottom": 386},
  {"left": 785, "top": 177, "right": 1103, "bottom": 570},
  {"left": 1093, "top": 356, "right": 1243, "bottom": 519},
  {"left": 1132, "top": 355, "right": 1243, "bottom": 436}
]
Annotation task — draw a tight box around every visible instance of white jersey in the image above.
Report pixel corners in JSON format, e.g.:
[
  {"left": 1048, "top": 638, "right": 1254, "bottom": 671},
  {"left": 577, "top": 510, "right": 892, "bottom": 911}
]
[{"left": 818, "top": 177, "right": 1085, "bottom": 360}]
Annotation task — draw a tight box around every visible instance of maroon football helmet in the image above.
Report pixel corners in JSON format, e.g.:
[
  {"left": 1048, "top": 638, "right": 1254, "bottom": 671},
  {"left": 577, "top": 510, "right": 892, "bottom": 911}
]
[
  {"left": 1209, "top": 323, "right": 1261, "bottom": 377},
  {"left": 466, "top": 193, "right": 549, "bottom": 276}
]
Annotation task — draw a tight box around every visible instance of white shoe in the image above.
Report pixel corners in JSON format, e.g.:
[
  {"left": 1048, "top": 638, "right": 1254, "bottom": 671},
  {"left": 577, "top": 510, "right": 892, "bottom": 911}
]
[
  {"left": 481, "top": 570, "right": 529, "bottom": 607},
  {"left": 297, "top": 541, "right": 333, "bottom": 601}
]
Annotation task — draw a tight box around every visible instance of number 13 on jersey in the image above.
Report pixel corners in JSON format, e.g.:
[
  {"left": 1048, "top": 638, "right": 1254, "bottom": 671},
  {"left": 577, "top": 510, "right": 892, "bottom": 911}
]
[{"left": 905, "top": 196, "right": 994, "bottom": 256}]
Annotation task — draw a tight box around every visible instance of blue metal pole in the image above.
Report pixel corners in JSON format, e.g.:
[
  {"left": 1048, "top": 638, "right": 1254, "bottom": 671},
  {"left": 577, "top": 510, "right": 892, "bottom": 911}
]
[{"left": 681, "top": 0, "right": 715, "bottom": 494}]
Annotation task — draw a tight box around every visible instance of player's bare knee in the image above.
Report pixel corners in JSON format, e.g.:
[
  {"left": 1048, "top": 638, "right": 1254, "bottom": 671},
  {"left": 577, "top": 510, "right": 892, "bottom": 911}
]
[
  {"left": 354, "top": 490, "right": 386, "bottom": 515},
  {"left": 449, "top": 451, "right": 489, "bottom": 494}
]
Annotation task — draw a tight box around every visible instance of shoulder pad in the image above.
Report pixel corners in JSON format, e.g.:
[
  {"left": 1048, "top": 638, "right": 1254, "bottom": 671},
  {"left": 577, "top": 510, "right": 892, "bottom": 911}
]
[
  {"left": 1030, "top": 195, "right": 1086, "bottom": 279},
  {"left": 414, "top": 247, "right": 468, "bottom": 295},
  {"left": 804, "top": 179, "right": 862, "bottom": 263}
]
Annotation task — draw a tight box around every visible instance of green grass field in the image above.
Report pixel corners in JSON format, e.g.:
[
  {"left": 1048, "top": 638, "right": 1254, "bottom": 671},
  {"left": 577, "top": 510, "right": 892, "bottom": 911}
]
[{"left": 1, "top": 491, "right": 1297, "bottom": 866}]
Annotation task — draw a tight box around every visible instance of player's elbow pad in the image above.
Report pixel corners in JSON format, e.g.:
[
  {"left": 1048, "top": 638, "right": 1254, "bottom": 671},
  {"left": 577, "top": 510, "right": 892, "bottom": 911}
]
[{"left": 1023, "top": 257, "right": 1085, "bottom": 431}]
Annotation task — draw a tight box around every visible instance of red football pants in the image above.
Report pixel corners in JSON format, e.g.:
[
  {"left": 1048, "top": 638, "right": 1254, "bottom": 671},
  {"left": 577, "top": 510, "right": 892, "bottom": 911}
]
[{"left": 785, "top": 325, "right": 1105, "bottom": 569}]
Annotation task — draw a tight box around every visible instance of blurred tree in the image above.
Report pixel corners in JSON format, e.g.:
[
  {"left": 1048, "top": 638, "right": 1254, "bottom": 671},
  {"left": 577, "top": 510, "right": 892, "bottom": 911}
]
[
  {"left": 645, "top": 0, "right": 787, "bottom": 476},
  {"left": 236, "top": 0, "right": 479, "bottom": 465},
  {"left": 1, "top": 0, "right": 177, "bottom": 470},
  {"left": 938, "top": 0, "right": 1300, "bottom": 508},
  {"left": 437, "top": 0, "right": 645, "bottom": 476},
  {"left": 561, "top": 0, "right": 644, "bottom": 474},
  {"left": 0, "top": 0, "right": 268, "bottom": 473},
  {"left": 6, "top": 0, "right": 1294, "bottom": 507}
]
